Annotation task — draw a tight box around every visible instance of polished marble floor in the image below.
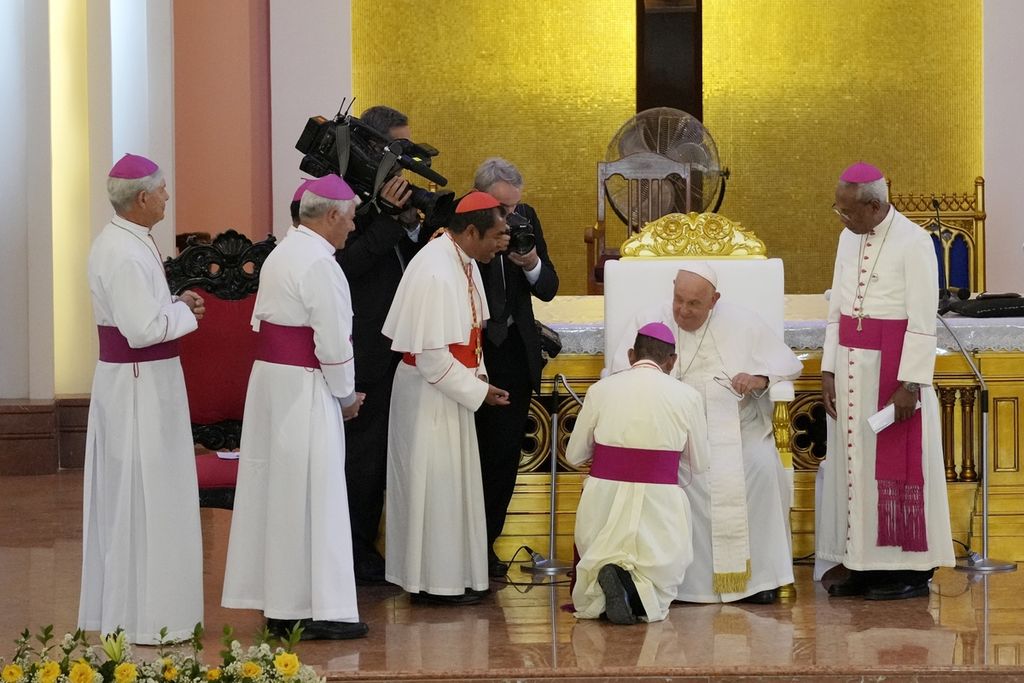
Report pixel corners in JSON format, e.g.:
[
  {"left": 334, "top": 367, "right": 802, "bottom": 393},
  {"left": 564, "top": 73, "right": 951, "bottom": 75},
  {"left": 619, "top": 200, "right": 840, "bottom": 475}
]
[{"left": 4, "top": 471, "right": 1024, "bottom": 682}]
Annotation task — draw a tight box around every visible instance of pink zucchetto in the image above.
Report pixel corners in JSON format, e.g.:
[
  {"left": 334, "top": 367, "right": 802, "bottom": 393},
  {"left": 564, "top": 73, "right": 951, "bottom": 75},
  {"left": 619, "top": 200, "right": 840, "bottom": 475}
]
[
  {"left": 638, "top": 321, "right": 676, "bottom": 347},
  {"left": 306, "top": 174, "right": 356, "bottom": 201},
  {"left": 292, "top": 179, "right": 314, "bottom": 202},
  {"left": 108, "top": 153, "right": 159, "bottom": 179},
  {"left": 839, "top": 162, "right": 884, "bottom": 184}
]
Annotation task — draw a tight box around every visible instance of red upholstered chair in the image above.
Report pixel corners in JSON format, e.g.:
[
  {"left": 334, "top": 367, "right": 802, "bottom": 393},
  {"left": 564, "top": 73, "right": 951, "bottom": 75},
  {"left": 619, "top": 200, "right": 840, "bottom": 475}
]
[{"left": 165, "top": 229, "right": 277, "bottom": 509}]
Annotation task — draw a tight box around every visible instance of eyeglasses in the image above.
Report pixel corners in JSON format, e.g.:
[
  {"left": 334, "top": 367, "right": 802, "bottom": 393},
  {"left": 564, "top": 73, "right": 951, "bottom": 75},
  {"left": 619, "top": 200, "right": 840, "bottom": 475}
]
[
  {"left": 713, "top": 372, "right": 744, "bottom": 400},
  {"left": 831, "top": 203, "right": 853, "bottom": 221}
]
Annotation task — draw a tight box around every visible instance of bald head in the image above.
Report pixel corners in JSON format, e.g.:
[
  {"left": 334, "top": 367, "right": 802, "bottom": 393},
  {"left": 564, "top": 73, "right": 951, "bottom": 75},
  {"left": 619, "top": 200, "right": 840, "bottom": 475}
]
[{"left": 672, "top": 269, "right": 720, "bottom": 332}]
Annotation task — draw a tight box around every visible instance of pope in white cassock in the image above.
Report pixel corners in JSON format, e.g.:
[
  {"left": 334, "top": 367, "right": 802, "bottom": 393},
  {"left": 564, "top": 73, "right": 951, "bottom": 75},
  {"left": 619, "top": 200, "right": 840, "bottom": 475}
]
[
  {"left": 383, "top": 191, "right": 512, "bottom": 605},
  {"left": 222, "top": 174, "right": 368, "bottom": 640},
  {"left": 80, "top": 154, "right": 206, "bottom": 644},
  {"left": 612, "top": 263, "right": 803, "bottom": 604},
  {"left": 569, "top": 322, "right": 710, "bottom": 624},
  {"left": 816, "top": 162, "right": 954, "bottom": 600}
]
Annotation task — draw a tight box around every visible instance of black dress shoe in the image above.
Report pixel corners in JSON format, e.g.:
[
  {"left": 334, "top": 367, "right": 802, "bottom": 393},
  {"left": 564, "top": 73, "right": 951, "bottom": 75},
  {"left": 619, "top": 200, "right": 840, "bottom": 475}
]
[
  {"left": 489, "top": 558, "right": 509, "bottom": 577},
  {"left": 409, "top": 591, "right": 483, "bottom": 605},
  {"left": 827, "top": 578, "right": 869, "bottom": 597},
  {"left": 265, "top": 618, "right": 302, "bottom": 638},
  {"left": 597, "top": 564, "right": 638, "bottom": 625},
  {"left": 864, "top": 583, "right": 930, "bottom": 601},
  {"left": 298, "top": 620, "right": 369, "bottom": 640},
  {"left": 739, "top": 589, "right": 777, "bottom": 604}
]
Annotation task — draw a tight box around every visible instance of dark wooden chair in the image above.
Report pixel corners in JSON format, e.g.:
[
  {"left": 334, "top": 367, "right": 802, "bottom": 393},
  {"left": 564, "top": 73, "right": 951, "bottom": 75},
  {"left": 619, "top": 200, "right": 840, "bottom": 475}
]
[
  {"left": 584, "top": 152, "right": 695, "bottom": 294},
  {"left": 165, "top": 229, "right": 276, "bottom": 509}
]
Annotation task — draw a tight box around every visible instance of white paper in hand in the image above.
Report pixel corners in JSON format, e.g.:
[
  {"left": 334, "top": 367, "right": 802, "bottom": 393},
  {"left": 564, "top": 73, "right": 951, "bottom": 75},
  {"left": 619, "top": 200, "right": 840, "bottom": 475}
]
[{"left": 867, "top": 402, "right": 922, "bottom": 434}]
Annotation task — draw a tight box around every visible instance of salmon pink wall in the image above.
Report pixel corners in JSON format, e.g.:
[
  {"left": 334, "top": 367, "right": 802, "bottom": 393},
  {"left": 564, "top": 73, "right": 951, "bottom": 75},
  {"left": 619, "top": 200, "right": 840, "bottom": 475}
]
[{"left": 173, "top": 0, "right": 271, "bottom": 241}]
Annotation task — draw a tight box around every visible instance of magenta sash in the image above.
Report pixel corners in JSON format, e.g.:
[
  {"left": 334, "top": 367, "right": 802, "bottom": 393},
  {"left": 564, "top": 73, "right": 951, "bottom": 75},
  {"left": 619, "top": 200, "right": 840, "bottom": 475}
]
[
  {"left": 589, "top": 443, "right": 680, "bottom": 485},
  {"left": 256, "top": 322, "right": 320, "bottom": 369},
  {"left": 97, "top": 325, "right": 179, "bottom": 363},
  {"left": 839, "top": 314, "right": 926, "bottom": 551}
]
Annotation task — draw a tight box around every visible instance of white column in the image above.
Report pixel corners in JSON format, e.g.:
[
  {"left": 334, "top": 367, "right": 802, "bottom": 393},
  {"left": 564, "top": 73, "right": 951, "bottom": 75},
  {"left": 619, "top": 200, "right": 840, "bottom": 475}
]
[
  {"left": 109, "top": 0, "right": 176, "bottom": 255},
  {"left": 269, "top": 0, "right": 352, "bottom": 239},
  {"left": 983, "top": 0, "right": 1024, "bottom": 292},
  {"left": 0, "top": 0, "right": 54, "bottom": 400}
]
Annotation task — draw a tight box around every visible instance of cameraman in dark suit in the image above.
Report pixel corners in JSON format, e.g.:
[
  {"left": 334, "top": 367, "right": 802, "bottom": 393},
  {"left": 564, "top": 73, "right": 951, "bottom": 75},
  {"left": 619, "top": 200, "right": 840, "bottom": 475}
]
[
  {"left": 473, "top": 158, "right": 560, "bottom": 576},
  {"left": 336, "top": 105, "right": 430, "bottom": 584}
]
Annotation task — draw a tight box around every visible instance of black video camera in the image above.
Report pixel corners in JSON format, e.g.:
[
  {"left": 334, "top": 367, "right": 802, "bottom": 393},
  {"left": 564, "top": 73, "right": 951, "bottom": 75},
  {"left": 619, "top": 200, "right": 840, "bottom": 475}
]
[
  {"left": 295, "top": 111, "right": 456, "bottom": 226},
  {"left": 506, "top": 211, "right": 536, "bottom": 255}
]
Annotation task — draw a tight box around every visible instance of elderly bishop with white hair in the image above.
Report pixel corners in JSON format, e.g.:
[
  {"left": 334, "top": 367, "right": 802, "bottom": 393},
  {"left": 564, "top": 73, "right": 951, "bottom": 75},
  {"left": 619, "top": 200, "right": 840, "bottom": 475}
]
[
  {"left": 222, "top": 174, "right": 368, "bottom": 640},
  {"left": 80, "top": 153, "right": 206, "bottom": 644},
  {"left": 613, "top": 262, "right": 803, "bottom": 604},
  {"left": 816, "top": 162, "right": 954, "bottom": 600}
]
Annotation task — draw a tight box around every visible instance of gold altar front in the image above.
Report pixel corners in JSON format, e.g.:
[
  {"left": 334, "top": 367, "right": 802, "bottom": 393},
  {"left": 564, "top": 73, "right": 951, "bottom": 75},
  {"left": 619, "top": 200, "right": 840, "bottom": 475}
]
[{"left": 496, "top": 299, "right": 1024, "bottom": 567}]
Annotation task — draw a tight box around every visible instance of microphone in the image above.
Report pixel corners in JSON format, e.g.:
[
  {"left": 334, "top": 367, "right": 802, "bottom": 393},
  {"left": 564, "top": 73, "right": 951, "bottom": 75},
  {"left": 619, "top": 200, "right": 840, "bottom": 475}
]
[{"left": 932, "top": 197, "right": 956, "bottom": 314}]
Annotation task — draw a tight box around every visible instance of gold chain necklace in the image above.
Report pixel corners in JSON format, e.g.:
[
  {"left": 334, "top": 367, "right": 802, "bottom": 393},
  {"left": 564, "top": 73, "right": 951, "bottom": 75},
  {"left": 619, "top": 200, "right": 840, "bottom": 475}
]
[
  {"left": 851, "top": 211, "right": 895, "bottom": 331},
  {"left": 112, "top": 218, "right": 164, "bottom": 269}
]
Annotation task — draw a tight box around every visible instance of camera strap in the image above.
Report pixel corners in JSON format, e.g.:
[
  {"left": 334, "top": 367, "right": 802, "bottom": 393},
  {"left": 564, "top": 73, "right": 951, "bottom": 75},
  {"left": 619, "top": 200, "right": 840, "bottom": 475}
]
[{"left": 372, "top": 149, "right": 401, "bottom": 199}]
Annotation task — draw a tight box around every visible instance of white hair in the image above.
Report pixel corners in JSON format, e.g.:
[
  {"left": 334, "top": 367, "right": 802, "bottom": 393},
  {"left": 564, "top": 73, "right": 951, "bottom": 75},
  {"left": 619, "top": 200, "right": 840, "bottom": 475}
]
[
  {"left": 474, "top": 157, "right": 523, "bottom": 191},
  {"left": 106, "top": 169, "right": 164, "bottom": 212},
  {"left": 299, "top": 193, "right": 360, "bottom": 221},
  {"left": 839, "top": 177, "right": 889, "bottom": 204}
]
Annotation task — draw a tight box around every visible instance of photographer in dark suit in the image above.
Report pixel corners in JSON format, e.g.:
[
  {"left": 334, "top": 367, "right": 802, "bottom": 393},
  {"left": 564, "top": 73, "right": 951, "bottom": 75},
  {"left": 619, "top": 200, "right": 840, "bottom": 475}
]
[
  {"left": 473, "top": 158, "right": 560, "bottom": 576},
  {"left": 336, "top": 105, "right": 430, "bottom": 584}
]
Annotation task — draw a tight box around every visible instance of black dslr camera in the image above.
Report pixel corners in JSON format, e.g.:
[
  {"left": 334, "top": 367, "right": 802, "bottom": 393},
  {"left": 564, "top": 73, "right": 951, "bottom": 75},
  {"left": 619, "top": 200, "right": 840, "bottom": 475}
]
[
  {"left": 295, "top": 105, "right": 456, "bottom": 226},
  {"left": 505, "top": 211, "right": 536, "bottom": 255}
]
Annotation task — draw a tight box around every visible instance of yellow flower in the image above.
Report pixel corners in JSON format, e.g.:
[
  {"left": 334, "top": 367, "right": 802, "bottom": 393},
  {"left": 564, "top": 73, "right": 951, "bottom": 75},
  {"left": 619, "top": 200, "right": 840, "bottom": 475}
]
[
  {"left": 69, "top": 660, "right": 94, "bottom": 683},
  {"left": 114, "top": 662, "right": 138, "bottom": 683},
  {"left": 273, "top": 653, "right": 299, "bottom": 678},
  {"left": 38, "top": 662, "right": 61, "bottom": 683},
  {"left": 240, "top": 662, "right": 261, "bottom": 679},
  {"left": 205, "top": 669, "right": 222, "bottom": 681},
  {"left": 2, "top": 664, "right": 24, "bottom": 683},
  {"left": 162, "top": 667, "right": 178, "bottom": 682}
]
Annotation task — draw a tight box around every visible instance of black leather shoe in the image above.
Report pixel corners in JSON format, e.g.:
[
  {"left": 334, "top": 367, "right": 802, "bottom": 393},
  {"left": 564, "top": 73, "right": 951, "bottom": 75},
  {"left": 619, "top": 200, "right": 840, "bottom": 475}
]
[
  {"left": 827, "top": 578, "right": 869, "bottom": 597},
  {"left": 265, "top": 618, "right": 303, "bottom": 638},
  {"left": 298, "top": 620, "right": 369, "bottom": 640},
  {"left": 488, "top": 549, "right": 509, "bottom": 578},
  {"left": 409, "top": 591, "right": 483, "bottom": 606},
  {"left": 739, "top": 589, "right": 778, "bottom": 604},
  {"left": 598, "top": 564, "right": 637, "bottom": 625},
  {"left": 864, "top": 583, "right": 930, "bottom": 601}
]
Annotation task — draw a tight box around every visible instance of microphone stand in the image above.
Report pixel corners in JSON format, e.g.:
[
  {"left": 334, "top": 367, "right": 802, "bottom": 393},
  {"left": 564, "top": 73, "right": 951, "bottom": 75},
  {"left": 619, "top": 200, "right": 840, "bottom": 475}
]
[
  {"left": 938, "top": 314, "right": 1017, "bottom": 573},
  {"left": 521, "top": 373, "right": 576, "bottom": 576}
]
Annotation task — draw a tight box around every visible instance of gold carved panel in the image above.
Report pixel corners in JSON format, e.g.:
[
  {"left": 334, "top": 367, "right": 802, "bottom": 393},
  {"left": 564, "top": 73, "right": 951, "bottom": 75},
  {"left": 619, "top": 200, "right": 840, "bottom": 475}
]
[
  {"left": 993, "top": 396, "right": 1020, "bottom": 474},
  {"left": 620, "top": 212, "right": 767, "bottom": 258}
]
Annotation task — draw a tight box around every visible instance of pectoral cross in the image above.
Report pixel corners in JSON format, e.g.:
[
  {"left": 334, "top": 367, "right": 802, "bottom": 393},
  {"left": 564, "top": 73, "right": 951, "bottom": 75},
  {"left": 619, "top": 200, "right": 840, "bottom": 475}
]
[{"left": 854, "top": 310, "right": 867, "bottom": 332}]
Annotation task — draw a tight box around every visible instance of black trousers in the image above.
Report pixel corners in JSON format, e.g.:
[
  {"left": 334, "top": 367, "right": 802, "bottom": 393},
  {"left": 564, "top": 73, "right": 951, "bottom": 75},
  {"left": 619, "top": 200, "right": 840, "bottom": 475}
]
[
  {"left": 475, "top": 329, "right": 534, "bottom": 549},
  {"left": 343, "top": 357, "right": 399, "bottom": 560}
]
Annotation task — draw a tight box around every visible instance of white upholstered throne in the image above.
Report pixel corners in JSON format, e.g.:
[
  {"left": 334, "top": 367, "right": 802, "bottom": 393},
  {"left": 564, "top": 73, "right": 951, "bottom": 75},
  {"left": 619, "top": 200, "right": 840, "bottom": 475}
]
[{"left": 601, "top": 212, "right": 796, "bottom": 487}]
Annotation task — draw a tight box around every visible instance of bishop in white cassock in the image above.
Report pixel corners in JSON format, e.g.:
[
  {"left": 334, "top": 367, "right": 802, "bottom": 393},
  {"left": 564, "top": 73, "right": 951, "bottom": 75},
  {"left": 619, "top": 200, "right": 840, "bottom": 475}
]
[
  {"left": 80, "top": 154, "right": 205, "bottom": 644},
  {"left": 816, "top": 162, "right": 954, "bottom": 601},
  {"left": 570, "top": 322, "right": 710, "bottom": 624},
  {"left": 612, "top": 264, "right": 803, "bottom": 604},
  {"left": 222, "top": 174, "right": 368, "bottom": 640},
  {"left": 383, "top": 191, "right": 512, "bottom": 604}
]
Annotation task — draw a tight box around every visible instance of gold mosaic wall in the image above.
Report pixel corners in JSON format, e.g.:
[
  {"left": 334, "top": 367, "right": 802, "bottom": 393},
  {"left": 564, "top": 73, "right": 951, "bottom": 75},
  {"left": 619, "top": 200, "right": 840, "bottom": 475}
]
[
  {"left": 703, "top": 1, "right": 983, "bottom": 293},
  {"left": 352, "top": 0, "right": 636, "bottom": 295}
]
